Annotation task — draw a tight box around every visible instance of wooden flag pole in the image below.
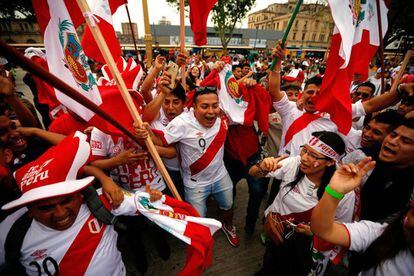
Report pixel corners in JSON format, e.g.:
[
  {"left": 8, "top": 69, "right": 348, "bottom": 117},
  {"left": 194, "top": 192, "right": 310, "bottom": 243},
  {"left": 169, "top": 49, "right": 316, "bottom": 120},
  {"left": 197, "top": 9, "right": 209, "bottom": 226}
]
[
  {"left": 0, "top": 40, "right": 139, "bottom": 144},
  {"left": 124, "top": 1, "right": 140, "bottom": 60},
  {"left": 76, "top": 0, "right": 182, "bottom": 200},
  {"left": 179, "top": 0, "right": 186, "bottom": 89},
  {"left": 375, "top": 0, "right": 386, "bottom": 94},
  {"left": 390, "top": 49, "right": 413, "bottom": 92},
  {"left": 269, "top": 0, "right": 303, "bottom": 71},
  {"left": 142, "top": 0, "right": 153, "bottom": 69}
]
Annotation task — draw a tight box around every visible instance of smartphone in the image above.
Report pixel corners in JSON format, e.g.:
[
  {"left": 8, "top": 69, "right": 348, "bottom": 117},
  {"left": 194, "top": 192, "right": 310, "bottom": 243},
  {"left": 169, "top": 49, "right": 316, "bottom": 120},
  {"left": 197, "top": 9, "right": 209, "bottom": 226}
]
[{"left": 165, "top": 61, "right": 179, "bottom": 90}]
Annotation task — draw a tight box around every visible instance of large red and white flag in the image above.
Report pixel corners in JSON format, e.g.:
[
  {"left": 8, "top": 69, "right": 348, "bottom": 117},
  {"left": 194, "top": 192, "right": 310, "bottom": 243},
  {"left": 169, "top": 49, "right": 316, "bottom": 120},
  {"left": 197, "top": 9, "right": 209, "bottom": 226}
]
[
  {"left": 32, "top": 0, "right": 143, "bottom": 135},
  {"left": 189, "top": 0, "right": 218, "bottom": 46},
  {"left": 314, "top": 0, "right": 388, "bottom": 134},
  {"left": 135, "top": 193, "right": 221, "bottom": 275},
  {"left": 218, "top": 64, "right": 270, "bottom": 132},
  {"left": 81, "top": 0, "right": 124, "bottom": 64}
]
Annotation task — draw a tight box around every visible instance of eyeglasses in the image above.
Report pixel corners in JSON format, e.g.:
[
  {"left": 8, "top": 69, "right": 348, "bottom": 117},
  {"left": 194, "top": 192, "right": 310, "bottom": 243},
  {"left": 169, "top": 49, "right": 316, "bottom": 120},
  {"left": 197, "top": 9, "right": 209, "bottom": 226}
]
[
  {"left": 300, "top": 146, "right": 328, "bottom": 160},
  {"left": 0, "top": 121, "right": 17, "bottom": 136}
]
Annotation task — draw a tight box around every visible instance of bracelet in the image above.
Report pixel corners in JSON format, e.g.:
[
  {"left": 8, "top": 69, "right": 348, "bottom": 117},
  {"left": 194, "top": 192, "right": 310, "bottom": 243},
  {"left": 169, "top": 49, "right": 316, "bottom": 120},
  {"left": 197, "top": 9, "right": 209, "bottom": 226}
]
[{"left": 325, "top": 185, "right": 344, "bottom": 200}]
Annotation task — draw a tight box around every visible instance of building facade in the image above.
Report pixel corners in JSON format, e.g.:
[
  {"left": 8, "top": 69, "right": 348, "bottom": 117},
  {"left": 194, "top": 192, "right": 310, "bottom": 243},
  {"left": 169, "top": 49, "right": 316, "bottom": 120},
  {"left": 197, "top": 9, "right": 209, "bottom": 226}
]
[{"left": 248, "top": 0, "right": 334, "bottom": 50}]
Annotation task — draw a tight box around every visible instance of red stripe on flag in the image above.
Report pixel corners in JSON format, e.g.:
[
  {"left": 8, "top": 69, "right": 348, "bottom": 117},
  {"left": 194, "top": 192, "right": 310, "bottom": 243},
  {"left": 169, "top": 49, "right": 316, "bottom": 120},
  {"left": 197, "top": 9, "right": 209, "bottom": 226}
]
[
  {"left": 59, "top": 214, "right": 107, "bottom": 275},
  {"left": 189, "top": 119, "right": 227, "bottom": 176},
  {"left": 284, "top": 113, "right": 322, "bottom": 146}
]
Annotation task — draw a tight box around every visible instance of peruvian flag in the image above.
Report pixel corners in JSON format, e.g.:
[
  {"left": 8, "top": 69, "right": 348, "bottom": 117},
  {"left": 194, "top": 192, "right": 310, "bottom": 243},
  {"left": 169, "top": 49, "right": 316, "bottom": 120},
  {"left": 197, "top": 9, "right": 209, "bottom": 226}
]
[
  {"left": 81, "top": 0, "right": 124, "bottom": 64},
  {"left": 189, "top": 0, "right": 218, "bottom": 46},
  {"left": 135, "top": 193, "right": 222, "bottom": 275},
  {"left": 32, "top": 0, "right": 144, "bottom": 135},
  {"left": 218, "top": 64, "right": 270, "bottom": 133},
  {"left": 314, "top": 0, "right": 388, "bottom": 134}
]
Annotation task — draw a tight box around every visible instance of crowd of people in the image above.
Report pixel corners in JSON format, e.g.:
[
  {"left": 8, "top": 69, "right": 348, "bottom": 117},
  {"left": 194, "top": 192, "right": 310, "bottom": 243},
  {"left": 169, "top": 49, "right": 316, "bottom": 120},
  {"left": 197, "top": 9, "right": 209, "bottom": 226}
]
[{"left": 0, "top": 40, "right": 413, "bottom": 276}]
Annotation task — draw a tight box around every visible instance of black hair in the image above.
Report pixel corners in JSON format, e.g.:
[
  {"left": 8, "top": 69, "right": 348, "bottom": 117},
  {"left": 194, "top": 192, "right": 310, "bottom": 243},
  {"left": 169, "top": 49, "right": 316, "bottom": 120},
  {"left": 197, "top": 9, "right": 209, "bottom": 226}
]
[
  {"left": 400, "top": 117, "right": 414, "bottom": 129},
  {"left": 193, "top": 87, "right": 217, "bottom": 104},
  {"left": 242, "top": 63, "right": 250, "bottom": 68},
  {"left": 401, "top": 95, "right": 414, "bottom": 106},
  {"left": 371, "top": 110, "right": 404, "bottom": 130},
  {"left": 348, "top": 205, "right": 410, "bottom": 276},
  {"left": 304, "top": 76, "right": 323, "bottom": 89},
  {"left": 282, "top": 84, "right": 301, "bottom": 92},
  {"left": 232, "top": 64, "right": 242, "bottom": 71},
  {"left": 284, "top": 131, "right": 345, "bottom": 200},
  {"left": 171, "top": 83, "right": 186, "bottom": 103},
  {"left": 357, "top": 81, "right": 376, "bottom": 95}
]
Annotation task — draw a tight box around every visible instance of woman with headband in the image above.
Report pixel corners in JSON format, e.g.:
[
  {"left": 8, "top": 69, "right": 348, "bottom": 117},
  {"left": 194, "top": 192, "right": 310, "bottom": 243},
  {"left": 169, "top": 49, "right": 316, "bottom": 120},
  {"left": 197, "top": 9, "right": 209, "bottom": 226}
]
[{"left": 250, "top": 131, "right": 352, "bottom": 276}]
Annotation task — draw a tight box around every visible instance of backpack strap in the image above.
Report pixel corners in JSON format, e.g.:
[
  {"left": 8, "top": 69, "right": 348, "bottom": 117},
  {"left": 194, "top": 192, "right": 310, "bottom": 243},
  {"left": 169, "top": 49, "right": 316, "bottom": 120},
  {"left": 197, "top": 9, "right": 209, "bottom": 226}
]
[
  {"left": 3, "top": 211, "right": 33, "bottom": 275},
  {"left": 82, "top": 186, "right": 126, "bottom": 230}
]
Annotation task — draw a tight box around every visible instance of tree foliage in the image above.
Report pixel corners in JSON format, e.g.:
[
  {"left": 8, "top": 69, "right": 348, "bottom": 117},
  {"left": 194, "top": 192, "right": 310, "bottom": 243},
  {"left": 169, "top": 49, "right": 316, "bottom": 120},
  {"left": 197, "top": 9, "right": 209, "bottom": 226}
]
[{"left": 165, "top": 0, "right": 256, "bottom": 50}]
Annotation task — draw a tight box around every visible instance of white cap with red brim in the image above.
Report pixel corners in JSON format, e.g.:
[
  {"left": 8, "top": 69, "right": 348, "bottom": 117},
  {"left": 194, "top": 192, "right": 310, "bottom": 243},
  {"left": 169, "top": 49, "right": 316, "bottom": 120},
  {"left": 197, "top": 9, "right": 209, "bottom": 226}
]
[{"left": 2, "top": 131, "right": 94, "bottom": 210}]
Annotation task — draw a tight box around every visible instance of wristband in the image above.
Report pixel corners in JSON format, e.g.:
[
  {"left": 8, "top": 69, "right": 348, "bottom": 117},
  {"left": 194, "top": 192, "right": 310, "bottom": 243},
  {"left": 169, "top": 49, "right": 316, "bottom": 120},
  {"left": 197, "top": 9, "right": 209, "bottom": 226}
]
[{"left": 325, "top": 185, "right": 344, "bottom": 200}]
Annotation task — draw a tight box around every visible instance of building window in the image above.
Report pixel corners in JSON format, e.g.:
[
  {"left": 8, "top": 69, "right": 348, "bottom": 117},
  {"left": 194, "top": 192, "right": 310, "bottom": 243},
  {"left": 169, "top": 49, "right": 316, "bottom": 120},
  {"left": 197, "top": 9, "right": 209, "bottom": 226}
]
[
  {"left": 312, "top": 33, "right": 317, "bottom": 41},
  {"left": 302, "top": 32, "right": 306, "bottom": 40},
  {"left": 276, "top": 22, "right": 279, "bottom": 29},
  {"left": 304, "top": 21, "right": 308, "bottom": 29},
  {"left": 295, "top": 20, "right": 299, "bottom": 28},
  {"left": 292, "top": 32, "right": 296, "bottom": 40},
  {"left": 319, "top": 33, "right": 325, "bottom": 41}
]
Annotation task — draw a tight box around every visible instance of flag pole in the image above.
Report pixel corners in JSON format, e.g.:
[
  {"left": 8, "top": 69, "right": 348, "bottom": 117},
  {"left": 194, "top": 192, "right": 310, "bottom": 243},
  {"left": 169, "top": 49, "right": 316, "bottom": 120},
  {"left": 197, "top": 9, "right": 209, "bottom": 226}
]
[
  {"left": 269, "top": 0, "right": 303, "bottom": 71},
  {"left": 179, "top": 0, "right": 186, "bottom": 90},
  {"left": 375, "top": 0, "right": 386, "bottom": 94},
  {"left": 141, "top": 0, "right": 153, "bottom": 69},
  {"left": 390, "top": 49, "right": 413, "bottom": 92},
  {"left": 76, "top": 0, "right": 182, "bottom": 200},
  {"left": 0, "top": 40, "right": 139, "bottom": 144},
  {"left": 124, "top": 0, "right": 140, "bottom": 61}
]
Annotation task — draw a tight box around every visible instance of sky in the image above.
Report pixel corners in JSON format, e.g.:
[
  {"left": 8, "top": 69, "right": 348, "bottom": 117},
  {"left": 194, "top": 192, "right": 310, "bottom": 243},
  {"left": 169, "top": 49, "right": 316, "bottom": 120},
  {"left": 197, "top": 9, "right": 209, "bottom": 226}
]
[{"left": 112, "top": 0, "right": 286, "bottom": 38}]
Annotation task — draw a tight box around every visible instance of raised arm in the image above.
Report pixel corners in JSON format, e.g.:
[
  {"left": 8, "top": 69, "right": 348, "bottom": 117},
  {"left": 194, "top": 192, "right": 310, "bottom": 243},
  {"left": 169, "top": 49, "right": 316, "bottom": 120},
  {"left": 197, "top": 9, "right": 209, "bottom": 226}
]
[
  {"left": 310, "top": 158, "right": 376, "bottom": 247},
  {"left": 268, "top": 42, "right": 285, "bottom": 102},
  {"left": 140, "top": 55, "right": 165, "bottom": 104},
  {"left": 362, "top": 83, "right": 414, "bottom": 115},
  {"left": 0, "top": 75, "right": 38, "bottom": 127},
  {"left": 17, "top": 127, "right": 65, "bottom": 145}
]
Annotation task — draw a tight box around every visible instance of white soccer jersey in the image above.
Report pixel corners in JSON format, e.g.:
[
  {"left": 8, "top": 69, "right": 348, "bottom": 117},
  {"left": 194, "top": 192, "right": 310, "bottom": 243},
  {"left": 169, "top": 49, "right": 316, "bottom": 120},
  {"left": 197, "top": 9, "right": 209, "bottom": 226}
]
[
  {"left": 90, "top": 128, "right": 166, "bottom": 192},
  {"left": 161, "top": 109, "right": 228, "bottom": 188},
  {"left": 344, "top": 220, "right": 414, "bottom": 276},
  {"left": 273, "top": 94, "right": 365, "bottom": 156},
  {"left": 265, "top": 156, "right": 355, "bottom": 223},
  {"left": 150, "top": 109, "right": 180, "bottom": 171},
  {"left": 0, "top": 191, "right": 141, "bottom": 276}
]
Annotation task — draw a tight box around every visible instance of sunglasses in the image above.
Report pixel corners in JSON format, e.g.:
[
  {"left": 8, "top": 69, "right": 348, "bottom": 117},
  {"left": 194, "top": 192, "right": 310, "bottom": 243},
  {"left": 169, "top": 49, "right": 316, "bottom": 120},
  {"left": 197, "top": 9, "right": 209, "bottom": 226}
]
[{"left": 353, "top": 92, "right": 371, "bottom": 99}]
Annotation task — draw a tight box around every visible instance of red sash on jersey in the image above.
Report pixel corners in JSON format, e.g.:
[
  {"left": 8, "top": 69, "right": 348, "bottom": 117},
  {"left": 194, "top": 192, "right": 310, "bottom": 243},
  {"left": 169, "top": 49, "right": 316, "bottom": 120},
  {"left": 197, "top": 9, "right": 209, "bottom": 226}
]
[
  {"left": 59, "top": 213, "right": 107, "bottom": 275},
  {"left": 284, "top": 112, "right": 322, "bottom": 146},
  {"left": 189, "top": 119, "right": 227, "bottom": 176}
]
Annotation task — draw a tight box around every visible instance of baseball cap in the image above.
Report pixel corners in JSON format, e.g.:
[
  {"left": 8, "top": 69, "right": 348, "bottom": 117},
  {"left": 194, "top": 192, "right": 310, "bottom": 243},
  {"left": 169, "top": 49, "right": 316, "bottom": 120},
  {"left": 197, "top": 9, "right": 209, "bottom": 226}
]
[{"left": 2, "top": 132, "right": 94, "bottom": 210}]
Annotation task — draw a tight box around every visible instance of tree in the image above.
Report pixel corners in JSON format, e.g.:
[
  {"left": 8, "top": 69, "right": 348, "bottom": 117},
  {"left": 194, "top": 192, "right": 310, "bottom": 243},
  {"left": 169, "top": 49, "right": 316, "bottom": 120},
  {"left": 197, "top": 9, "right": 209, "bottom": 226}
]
[{"left": 166, "top": 0, "right": 256, "bottom": 51}]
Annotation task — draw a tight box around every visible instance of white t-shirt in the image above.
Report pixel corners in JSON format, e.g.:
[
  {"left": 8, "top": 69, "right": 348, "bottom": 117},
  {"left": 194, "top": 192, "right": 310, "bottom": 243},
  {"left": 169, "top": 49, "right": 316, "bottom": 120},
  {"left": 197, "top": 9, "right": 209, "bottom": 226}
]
[
  {"left": 162, "top": 110, "right": 228, "bottom": 188},
  {"left": 265, "top": 156, "right": 355, "bottom": 223},
  {"left": 150, "top": 109, "right": 181, "bottom": 171},
  {"left": 90, "top": 128, "right": 166, "bottom": 192},
  {"left": 344, "top": 220, "right": 414, "bottom": 276},
  {"left": 368, "top": 76, "right": 382, "bottom": 96},
  {"left": 273, "top": 93, "right": 365, "bottom": 156},
  {"left": 0, "top": 190, "right": 141, "bottom": 276}
]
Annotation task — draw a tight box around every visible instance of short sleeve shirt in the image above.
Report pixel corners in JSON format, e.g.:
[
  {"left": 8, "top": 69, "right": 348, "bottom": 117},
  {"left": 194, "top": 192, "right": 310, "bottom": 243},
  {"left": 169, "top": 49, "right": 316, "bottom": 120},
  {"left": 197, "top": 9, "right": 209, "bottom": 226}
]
[{"left": 162, "top": 110, "right": 228, "bottom": 188}]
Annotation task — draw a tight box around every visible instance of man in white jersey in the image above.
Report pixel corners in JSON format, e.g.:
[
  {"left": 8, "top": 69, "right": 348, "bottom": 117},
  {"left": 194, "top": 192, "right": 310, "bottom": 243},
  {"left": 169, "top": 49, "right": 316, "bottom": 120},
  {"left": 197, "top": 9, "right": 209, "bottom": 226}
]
[
  {"left": 0, "top": 132, "right": 149, "bottom": 275},
  {"left": 269, "top": 43, "right": 410, "bottom": 156},
  {"left": 139, "top": 87, "right": 239, "bottom": 247}
]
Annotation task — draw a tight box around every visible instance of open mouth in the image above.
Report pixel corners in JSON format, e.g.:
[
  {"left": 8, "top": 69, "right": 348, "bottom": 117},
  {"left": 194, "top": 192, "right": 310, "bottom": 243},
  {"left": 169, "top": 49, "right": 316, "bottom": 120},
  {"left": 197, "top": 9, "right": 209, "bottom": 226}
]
[
  {"left": 361, "top": 137, "right": 372, "bottom": 147},
  {"left": 382, "top": 145, "right": 396, "bottom": 157},
  {"left": 205, "top": 116, "right": 215, "bottom": 124},
  {"left": 14, "top": 137, "right": 26, "bottom": 147}
]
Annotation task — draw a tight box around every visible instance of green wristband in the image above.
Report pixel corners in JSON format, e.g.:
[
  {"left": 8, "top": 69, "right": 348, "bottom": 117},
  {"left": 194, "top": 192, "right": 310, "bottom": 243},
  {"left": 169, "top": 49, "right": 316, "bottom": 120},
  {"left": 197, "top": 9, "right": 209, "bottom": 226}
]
[{"left": 325, "top": 185, "right": 344, "bottom": 200}]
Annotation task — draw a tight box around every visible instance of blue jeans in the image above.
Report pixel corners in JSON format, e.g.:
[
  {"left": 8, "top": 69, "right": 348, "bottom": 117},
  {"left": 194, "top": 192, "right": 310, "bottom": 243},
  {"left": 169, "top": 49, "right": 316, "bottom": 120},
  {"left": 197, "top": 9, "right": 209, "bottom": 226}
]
[{"left": 184, "top": 173, "right": 233, "bottom": 217}]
